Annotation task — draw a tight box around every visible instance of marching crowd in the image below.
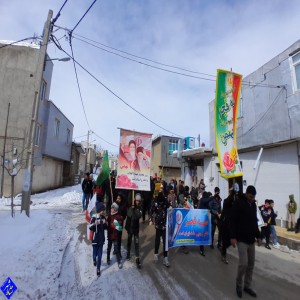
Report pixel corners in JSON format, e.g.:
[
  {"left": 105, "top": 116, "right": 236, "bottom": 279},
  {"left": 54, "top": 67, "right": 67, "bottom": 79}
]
[{"left": 81, "top": 172, "right": 298, "bottom": 298}]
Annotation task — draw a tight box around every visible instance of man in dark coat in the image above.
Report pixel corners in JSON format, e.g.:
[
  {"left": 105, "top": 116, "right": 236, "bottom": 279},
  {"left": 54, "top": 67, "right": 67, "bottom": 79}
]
[
  {"left": 150, "top": 190, "right": 171, "bottom": 267},
  {"left": 230, "top": 185, "right": 261, "bottom": 298},
  {"left": 125, "top": 193, "right": 142, "bottom": 268},
  {"left": 81, "top": 173, "right": 93, "bottom": 211}
]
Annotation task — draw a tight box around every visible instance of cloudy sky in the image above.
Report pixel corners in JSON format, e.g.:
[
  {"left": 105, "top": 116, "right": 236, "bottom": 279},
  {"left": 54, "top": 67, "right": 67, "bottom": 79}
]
[{"left": 1, "top": 0, "right": 300, "bottom": 153}]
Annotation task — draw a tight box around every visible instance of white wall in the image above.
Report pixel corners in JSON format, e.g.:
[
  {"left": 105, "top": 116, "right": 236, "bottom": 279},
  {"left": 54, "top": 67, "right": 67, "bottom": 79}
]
[
  {"left": 32, "top": 157, "right": 63, "bottom": 193},
  {"left": 204, "top": 142, "right": 300, "bottom": 222}
]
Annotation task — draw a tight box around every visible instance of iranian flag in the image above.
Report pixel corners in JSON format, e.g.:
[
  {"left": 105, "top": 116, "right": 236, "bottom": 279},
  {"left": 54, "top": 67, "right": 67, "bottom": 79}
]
[{"left": 215, "top": 69, "right": 243, "bottom": 178}]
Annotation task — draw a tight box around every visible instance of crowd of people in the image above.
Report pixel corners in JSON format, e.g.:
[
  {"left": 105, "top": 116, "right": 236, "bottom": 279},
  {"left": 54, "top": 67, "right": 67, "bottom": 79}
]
[{"left": 82, "top": 172, "right": 298, "bottom": 298}]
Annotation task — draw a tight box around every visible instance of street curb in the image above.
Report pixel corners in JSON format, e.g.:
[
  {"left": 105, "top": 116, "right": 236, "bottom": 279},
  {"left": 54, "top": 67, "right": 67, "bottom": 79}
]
[{"left": 278, "top": 236, "right": 300, "bottom": 251}]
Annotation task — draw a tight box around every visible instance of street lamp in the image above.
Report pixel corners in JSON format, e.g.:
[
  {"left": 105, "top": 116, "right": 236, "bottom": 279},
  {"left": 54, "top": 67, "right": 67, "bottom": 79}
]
[{"left": 46, "top": 57, "right": 71, "bottom": 62}]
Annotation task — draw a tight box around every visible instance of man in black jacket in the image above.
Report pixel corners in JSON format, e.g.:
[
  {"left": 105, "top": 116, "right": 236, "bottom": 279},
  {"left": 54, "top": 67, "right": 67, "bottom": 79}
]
[
  {"left": 230, "top": 185, "right": 261, "bottom": 298},
  {"left": 81, "top": 173, "right": 94, "bottom": 212}
]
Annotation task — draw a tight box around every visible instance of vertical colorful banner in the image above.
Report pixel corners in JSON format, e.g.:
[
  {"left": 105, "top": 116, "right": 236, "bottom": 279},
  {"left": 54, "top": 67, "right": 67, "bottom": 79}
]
[
  {"left": 215, "top": 69, "right": 243, "bottom": 178},
  {"left": 116, "top": 128, "right": 152, "bottom": 191},
  {"left": 166, "top": 209, "right": 211, "bottom": 250}
]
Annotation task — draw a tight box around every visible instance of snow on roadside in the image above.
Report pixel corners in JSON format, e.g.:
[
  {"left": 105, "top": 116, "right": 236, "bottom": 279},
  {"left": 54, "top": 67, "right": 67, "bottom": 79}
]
[
  {"left": 0, "top": 185, "right": 162, "bottom": 299},
  {"left": 0, "top": 184, "right": 82, "bottom": 210}
]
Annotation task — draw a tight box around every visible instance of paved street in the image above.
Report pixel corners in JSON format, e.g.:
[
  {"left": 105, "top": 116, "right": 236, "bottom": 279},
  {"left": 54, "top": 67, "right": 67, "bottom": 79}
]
[{"left": 119, "top": 219, "right": 300, "bottom": 300}]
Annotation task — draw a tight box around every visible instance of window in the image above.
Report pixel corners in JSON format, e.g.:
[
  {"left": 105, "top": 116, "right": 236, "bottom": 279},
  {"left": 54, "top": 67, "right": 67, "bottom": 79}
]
[
  {"left": 40, "top": 80, "right": 47, "bottom": 100},
  {"left": 291, "top": 51, "right": 300, "bottom": 92},
  {"left": 66, "top": 129, "right": 70, "bottom": 144},
  {"left": 55, "top": 119, "right": 60, "bottom": 137},
  {"left": 35, "top": 125, "right": 41, "bottom": 146},
  {"left": 168, "top": 139, "right": 178, "bottom": 155}
]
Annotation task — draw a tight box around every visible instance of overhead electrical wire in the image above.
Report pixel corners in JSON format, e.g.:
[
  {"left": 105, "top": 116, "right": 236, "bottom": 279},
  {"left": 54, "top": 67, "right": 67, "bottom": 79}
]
[
  {"left": 52, "top": 39, "right": 184, "bottom": 138},
  {"left": 51, "top": 35, "right": 119, "bottom": 148},
  {"left": 92, "top": 131, "right": 118, "bottom": 148},
  {"left": 70, "top": 0, "right": 98, "bottom": 34},
  {"left": 52, "top": 0, "right": 70, "bottom": 25},
  {"left": 72, "top": 32, "right": 215, "bottom": 77},
  {"left": 67, "top": 30, "right": 282, "bottom": 89},
  {"left": 68, "top": 35, "right": 91, "bottom": 129},
  {"left": 237, "top": 87, "right": 284, "bottom": 139}
]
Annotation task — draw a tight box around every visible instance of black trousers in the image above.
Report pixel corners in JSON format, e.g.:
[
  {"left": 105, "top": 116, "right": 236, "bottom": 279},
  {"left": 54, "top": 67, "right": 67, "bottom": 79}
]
[
  {"left": 127, "top": 233, "right": 140, "bottom": 257},
  {"left": 154, "top": 228, "right": 168, "bottom": 257},
  {"left": 211, "top": 221, "right": 221, "bottom": 246},
  {"left": 107, "top": 239, "right": 121, "bottom": 263},
  {"left": 261, "top": 225, "right": 271, "bottom": 246},
  {"left": 142, "top": 199, "right": 152, "bottom": 221}
]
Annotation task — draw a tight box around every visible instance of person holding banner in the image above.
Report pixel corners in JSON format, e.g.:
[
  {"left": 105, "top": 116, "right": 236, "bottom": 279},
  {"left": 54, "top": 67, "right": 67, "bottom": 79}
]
[
  {"left": 230, "top": 185, "right": 261, "bottom": 298},
  {"left": 125, "top": 193, "right": 142, "bottom": 268},
  {"left": 150, "top": 190, "right": 171, "bottom": 267}
]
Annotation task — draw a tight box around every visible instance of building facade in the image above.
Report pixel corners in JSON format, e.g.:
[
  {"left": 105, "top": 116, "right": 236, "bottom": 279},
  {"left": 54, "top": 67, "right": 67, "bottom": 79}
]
[
  {"left": 151, "top": 135, "right": 182, "bottom": 182},
  {"left": 0, "top": 41, "right": 74, "bottom": 196},
  {"left": 205, "top": 40, "right": 300, "bottom": 223}
]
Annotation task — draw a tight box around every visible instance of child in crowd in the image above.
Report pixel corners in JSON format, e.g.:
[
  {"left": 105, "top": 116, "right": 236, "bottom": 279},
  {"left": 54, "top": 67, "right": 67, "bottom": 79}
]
[
  {"left": 269, "top": 199, "right": 280, "bottom": 248},
  {"left": 89, "top": 202, "right": 107, "bottom": 276},
  {"left": 259, "top": 199, "right": 272, "bottom": 249},
  {"left": 125, "top": 193, "right": 142, "bottom": 268},
  {"left": 107, "top": 202, "right": 123, "bottom": 269}
]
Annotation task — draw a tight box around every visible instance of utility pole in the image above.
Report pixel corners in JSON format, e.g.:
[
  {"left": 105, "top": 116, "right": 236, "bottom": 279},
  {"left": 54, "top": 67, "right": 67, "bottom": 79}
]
[
  {"left": 197, "top": 134, "right": 200, "bottom": 147},
  {"left": 0, "top": 103, "right": 10, "bottom": 198},
  {"left": 21, "top": 10, "right": 53, "bottom": 217},
  {"left": 85, "top": 130, "right": 90, "bottom": 172}
]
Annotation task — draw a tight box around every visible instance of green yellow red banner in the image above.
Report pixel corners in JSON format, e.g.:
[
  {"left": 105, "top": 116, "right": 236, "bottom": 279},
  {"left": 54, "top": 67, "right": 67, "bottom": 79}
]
[{"left": 215, "top": 69, "right": 243, "bottom": 178}]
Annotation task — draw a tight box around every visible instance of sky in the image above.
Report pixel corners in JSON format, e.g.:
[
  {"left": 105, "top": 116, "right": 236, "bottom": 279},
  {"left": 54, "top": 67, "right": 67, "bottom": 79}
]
[{"left": 1, "top": 0, "right": 300, "bottom": 153}]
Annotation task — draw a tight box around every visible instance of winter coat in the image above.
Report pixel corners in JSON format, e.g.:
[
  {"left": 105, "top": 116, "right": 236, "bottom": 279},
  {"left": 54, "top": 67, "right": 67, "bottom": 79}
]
[
  {"left": 82, "top": 178, "right": 94, "bottom": 194},
  {"left": 107, "top": 212, "right": 123, "bottom": 241},
  {"left": 89, "top": 215, "right": 107, "bottom": 245},
  {"left": 270, "top": 208, "right": 277, "bottom": 226},
  {"left": 230, "top": 194, "right": 261, "bottom": 244},
  {"left": 198, "top": 196, "right": 211, "bottom": 209},
  {"left": 125, "top": 205, "right": 142, "bottom": 235},
  {"left": 219, "top": 194, "right": 234, "bottom": 232},
  {"left": 259, "top": 205, "right": 272, "bottom": 225},
  {"left": 150, "top": 194, "right": 170, "bottom": 230},
  {"left": 288, "top": 200, "right": 297, "bottom": 214}
]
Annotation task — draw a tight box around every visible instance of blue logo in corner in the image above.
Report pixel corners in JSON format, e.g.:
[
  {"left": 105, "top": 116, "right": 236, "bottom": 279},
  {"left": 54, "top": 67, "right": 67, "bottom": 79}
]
[{"left": 1, "top": 277, "right": 17, "bottom": 299}]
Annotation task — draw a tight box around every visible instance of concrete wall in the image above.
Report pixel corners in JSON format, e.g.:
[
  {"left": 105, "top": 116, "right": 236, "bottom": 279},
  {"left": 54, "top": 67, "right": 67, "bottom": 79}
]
[
  {"left": 2, "top": 155, "right": 64, "bottom": 196},
  {"left": 32, "top": 156, "right": 63, "bottom": 193},
  {"left": 42, "top": 101, "right": 73, "bottom": 161},
  {"left": 151, "top": 138, "right": 162, "bottom": 176},
  {"left": 204, "top": 142, "right": 300, "bottom": 222},
  {"left": 209, "top": 39, "right": 300, "bottom": 150}
]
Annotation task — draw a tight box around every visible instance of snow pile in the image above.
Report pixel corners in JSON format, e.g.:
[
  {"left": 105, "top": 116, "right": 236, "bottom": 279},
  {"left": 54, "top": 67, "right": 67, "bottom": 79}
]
[{"left": 0, "top": 185, "right": 82, "bottom": 211}]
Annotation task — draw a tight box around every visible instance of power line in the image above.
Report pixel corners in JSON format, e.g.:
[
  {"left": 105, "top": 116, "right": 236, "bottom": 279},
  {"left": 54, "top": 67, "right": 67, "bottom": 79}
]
[
  {"left": 238, "top": 87, "right": 284, "bottom": 139},
  {"left": 92, "top": 131, "right": 118, "bottom": 148},
  {"left": 72, "top": 32, "right": 215, "bottom": 77},
  {"left": 52, "top": 0, "right": 70, "bottom": 24},
  {"left": 67, "top": 35, "right": 91, "bottom": 129},
  {"left": 54, "top": 42, "right": 184, "bottom": 138},
  {"left": 53, "top": 25, "right": 283, "bottom": 89},
  {"left": 70, "top": 0, "right": 98, "bottom": 34},
  {"left": 72, "top": 35, "right": 216, "bottom": 82},
  {"left": 71, "top": 34, "right": 282, "bottom": 89}
]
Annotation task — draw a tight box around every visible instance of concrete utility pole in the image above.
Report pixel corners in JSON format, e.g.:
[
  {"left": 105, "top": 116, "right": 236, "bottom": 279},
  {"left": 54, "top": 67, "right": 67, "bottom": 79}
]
[
  {"left": 85, "top": 130, "right": 90, "bottom": 172},
  {"left": 0, "top": 103, "right": 10, "bottom": 198},
  {"left": 21, "top": 10, "right": 53, "bottom": 217}
]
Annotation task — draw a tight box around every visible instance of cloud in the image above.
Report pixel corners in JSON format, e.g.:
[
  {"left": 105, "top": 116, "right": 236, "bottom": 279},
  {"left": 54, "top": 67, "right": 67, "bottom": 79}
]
[{"left": 1, "top": 0, "right": 300, "bottom": 152}]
